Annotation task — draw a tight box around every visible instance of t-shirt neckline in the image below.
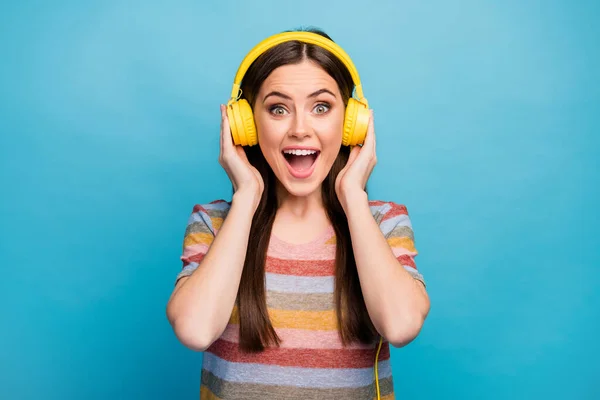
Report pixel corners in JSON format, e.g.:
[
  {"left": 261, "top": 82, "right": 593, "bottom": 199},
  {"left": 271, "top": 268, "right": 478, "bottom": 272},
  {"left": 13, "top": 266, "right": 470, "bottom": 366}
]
[{"left": 269, "top": 224, "right": 335, "bottom": 251}]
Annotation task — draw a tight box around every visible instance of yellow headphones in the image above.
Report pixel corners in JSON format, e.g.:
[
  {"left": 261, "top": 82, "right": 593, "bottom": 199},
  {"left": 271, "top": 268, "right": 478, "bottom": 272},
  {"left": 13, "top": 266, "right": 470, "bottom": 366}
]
[{"left": 226, "top": 31, "right": 371, "bottom": 147}]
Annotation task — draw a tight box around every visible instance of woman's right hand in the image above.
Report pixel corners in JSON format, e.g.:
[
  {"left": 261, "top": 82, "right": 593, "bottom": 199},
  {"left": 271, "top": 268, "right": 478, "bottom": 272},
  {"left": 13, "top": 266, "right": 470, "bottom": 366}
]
[{"left": 219, "top": 104, "right": 264, "bottom": 210}]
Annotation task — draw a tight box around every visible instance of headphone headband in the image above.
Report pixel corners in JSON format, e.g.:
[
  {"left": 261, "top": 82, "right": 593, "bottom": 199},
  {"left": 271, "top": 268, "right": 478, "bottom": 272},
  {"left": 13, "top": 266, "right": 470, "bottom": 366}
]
[{"left": 229, "top": 31, "right": 366, "bottom": 105}]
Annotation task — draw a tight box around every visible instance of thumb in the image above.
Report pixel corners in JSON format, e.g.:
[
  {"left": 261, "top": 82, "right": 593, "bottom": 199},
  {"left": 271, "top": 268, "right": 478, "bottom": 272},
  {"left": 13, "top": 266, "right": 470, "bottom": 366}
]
[{"left": 337, "top": 145, "right": 360, "bottom": 180}]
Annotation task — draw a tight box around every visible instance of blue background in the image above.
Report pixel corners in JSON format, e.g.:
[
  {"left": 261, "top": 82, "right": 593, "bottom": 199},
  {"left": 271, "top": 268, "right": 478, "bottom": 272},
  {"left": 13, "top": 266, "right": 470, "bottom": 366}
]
[{"left": 1, "top": 0, "right": 598, "bottom": 399}]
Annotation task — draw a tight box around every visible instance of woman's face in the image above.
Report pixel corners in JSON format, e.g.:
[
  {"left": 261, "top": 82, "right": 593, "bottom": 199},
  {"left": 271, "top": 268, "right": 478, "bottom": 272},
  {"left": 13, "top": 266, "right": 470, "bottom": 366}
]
[{"left": 253, "top": 59, "right": 345, "bottom": 198}]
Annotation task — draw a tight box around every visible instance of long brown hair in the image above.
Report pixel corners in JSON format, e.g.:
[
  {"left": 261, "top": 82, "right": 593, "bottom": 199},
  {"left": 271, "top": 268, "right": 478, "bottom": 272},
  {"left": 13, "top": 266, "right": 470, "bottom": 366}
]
[{"left": 236, "top": 27, "right": 377, "bottom": 352}]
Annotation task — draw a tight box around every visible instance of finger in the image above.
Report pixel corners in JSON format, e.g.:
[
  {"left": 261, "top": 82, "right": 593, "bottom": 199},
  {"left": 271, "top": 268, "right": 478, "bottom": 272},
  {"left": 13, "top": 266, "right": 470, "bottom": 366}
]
[
  {"left": 355, "top": 122, "right": 376, "bottom": 167},
  {"left": 361, "top": 109, "right": 375, "bottom": 154},
  {"left": 352, "top": 110, "right": 376, "bottom": 171},
  {"left": 220, "top": 104, "right": 235, "bottom": 152},
  {"left": 370, "top": 109, "right": 376, "bottom": 154},
  {"left": 340, "top": 145, "right": 360, "bottom": 176},
  {"left": 220, "top": 104, "right": 226, "bottom": 146},
  {"left": 337, "top": 146, "right": 361, "bottom": 185},
  {"left": 347, "top": 145, "right": 361, "bottom": 166},
  {"left": 235, "top": 145, "right": 250, "bottom": 163},
  {"left": 336, "top": 146, "right": 358, "bottom": 180}
]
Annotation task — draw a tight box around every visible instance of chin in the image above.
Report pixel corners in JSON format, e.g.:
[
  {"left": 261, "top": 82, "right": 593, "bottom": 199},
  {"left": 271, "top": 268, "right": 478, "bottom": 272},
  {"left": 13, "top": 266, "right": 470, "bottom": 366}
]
[{"left": 278, "top": 179, "right": 323, "bottom": 198}]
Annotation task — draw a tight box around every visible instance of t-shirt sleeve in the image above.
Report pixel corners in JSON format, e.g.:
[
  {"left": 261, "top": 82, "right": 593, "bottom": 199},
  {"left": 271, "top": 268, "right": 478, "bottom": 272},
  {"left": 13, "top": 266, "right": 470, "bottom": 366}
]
[
  {"left": 175, "top": 200, "right": 229, "bottom": 284},
  {"left": 378, "top": 202, "right": 426, "bottom": 287}
]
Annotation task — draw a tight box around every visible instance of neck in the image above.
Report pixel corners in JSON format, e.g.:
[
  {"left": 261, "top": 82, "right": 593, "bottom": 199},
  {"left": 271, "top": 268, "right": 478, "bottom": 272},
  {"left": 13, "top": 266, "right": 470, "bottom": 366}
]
[{"left": 275, "top": 182, "right": 325, "bottom": 218}]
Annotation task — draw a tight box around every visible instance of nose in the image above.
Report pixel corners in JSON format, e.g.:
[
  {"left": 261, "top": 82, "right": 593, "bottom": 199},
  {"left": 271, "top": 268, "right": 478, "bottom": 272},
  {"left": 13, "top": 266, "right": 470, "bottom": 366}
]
[{"left": 289, "top": 111, "right": 312, "bottom": 140}]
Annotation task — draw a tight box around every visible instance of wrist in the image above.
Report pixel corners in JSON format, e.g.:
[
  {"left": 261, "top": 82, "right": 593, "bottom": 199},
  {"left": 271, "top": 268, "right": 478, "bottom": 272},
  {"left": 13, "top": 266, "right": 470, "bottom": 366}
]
[
  {"left": 232, "top": 187, "right": 262, "bottom": 214},
  {"left": 339, "top": 189, "right": 368, "bottom": 214}
]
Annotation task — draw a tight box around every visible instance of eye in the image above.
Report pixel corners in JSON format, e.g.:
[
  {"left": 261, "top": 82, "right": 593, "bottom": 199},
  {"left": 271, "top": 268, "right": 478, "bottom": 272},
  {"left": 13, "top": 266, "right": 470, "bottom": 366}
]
[
  {"left": 269, "top": 105, "right": 288, "bottom": 116},
  {"left": 313, "top": 103, "right": 330, "bottom": 114}
]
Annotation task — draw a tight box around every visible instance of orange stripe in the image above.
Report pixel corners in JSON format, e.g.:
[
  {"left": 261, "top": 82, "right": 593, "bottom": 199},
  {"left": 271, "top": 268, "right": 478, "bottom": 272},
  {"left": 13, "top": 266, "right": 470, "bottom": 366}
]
[
  {"left": 184, "top": 232, "right": 213, "bottom": 247},
  {"left": 200, "top": 385, "right": 221, "bottom": 400},
  {"left": 209, "top": 217, "right": 223, "bottom": 230},
  {"left": 387, "top": 236, "right": 416, "bottom": 252},
  {"left": 229, "top": 307, "right": 338, "bottom": 331},
  {"left": 207, "top": 338, "right": 390, "bottom": 369},
  {"left": 325, "top": 236, "right": 336, "bottom": 245}
]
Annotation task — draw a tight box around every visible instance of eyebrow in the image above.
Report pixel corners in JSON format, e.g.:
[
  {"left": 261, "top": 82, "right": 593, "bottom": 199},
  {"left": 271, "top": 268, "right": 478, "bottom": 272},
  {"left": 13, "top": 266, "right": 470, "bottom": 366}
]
[{"left": 262, "top": 88, "right": 336, "bottom": 103}]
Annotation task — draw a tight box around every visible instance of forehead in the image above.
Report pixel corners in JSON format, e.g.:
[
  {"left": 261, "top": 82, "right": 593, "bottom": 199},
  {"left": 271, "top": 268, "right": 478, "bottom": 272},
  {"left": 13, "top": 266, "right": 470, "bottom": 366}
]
[{"left": 259, "top": 60, "right": 339, "bottom": 95}]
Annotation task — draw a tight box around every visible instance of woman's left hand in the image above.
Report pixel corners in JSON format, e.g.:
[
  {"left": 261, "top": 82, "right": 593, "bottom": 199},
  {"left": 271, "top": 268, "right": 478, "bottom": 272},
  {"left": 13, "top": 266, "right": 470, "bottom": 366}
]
[{"left": 335, "top": 109, "right": 377, "bottom": 211}]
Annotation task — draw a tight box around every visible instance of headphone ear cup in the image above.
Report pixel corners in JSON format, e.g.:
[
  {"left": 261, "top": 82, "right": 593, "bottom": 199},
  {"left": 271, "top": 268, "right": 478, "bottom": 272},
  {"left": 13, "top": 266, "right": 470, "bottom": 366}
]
[
  {"left": 226, "top": 102, "right": 242, "bottom": 146},
  {"left": 342, "top": 98, "right": 370, "bottom": 146},
  {"left": 227, "top": 99, "right": 258, "bottom": 146}
]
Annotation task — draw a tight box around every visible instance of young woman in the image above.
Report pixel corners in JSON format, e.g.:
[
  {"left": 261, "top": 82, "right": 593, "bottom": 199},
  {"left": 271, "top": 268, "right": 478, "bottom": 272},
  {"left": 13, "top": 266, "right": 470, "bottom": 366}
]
[{"left": 166, "top": 28, "right": 430, "bottom": 400}]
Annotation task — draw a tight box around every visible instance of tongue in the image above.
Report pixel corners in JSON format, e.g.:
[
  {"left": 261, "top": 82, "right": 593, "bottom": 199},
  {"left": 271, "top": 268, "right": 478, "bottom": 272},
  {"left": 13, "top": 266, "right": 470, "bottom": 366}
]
[{"left": 288, "top": 155, "right": 315, "bottom": 171}]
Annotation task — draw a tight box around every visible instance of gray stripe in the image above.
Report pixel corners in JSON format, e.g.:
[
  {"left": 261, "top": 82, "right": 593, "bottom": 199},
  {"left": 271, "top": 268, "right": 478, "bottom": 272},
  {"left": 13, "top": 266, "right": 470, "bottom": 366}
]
[
  {"left": 186, "top": 211, "right": 214, "bottom": 232},
  {"left": 265, "top": 273, "right": 334, "bottom": 293},
  {"left": 205, "top": 208, "right": 229, "bottom": 219},
  {"left": 202, "top": 369, "right": 394, "bottom": 400},
  {"left": 386, "top": 225, "right": 414, "bottom": 241},
  {"left": 266, "top": 291, "right": 334, "bottom": 311},
  {"left": 203, "top": 352, "right": 391, "bottom": 388},
  {"left": 184, "top": 220, "right": 214, "bottom": 236},
  {"left": 379, "top": 214, "right": 412, "bottom": 236}
]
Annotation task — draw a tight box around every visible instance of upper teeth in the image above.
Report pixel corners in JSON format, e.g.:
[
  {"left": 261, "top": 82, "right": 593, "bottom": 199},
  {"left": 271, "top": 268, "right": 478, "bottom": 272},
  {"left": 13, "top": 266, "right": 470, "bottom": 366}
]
[{"left": 283, "top": 149, "right": 317, "bottom": 156}]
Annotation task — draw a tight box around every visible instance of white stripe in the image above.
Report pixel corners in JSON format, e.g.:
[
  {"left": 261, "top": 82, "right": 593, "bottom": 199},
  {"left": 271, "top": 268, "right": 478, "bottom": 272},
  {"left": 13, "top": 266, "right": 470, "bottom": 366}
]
[
  {"left": 176, "top": 263, "right": 198, "bottom": 281},
  {"left": 370, "top": 203, "right": 391, "bottom": 217},
  {"left": 188, "top": 211, "right": 212, "bottom": 230},
  {"left": 403, "top": 265, "right": 425, "bottom": 284},
  {"left": 266, "top": 273, "right": 334, "bottom": 293},
  {"left": 203, "top": 201, "right": 231, "bottom": 211}
]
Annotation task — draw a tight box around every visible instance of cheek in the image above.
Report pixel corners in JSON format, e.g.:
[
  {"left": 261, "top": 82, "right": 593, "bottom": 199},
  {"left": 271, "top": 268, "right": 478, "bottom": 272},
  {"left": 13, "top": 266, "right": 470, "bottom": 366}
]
[
  {"left": 256, "top": 115, "right": 277, "bottom": 145},
  {"left": 321, "top": 113, "right": 345, "bottom": 148},
  {"left": 256, "top": 117, "right": 285, "bottom": 164}
]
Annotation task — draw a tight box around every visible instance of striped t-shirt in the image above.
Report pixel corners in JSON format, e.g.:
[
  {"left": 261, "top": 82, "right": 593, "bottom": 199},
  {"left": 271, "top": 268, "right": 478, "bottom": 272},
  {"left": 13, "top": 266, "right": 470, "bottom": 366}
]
[{"left": 176, "top": 199, "right": 425, "bottom": 400}]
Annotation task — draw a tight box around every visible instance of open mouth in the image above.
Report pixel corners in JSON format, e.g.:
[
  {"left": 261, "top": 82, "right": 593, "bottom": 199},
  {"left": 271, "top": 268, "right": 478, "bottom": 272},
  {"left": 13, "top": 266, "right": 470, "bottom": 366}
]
[{"left": 282, "top": 149, "right": 320, "bottom": 179}]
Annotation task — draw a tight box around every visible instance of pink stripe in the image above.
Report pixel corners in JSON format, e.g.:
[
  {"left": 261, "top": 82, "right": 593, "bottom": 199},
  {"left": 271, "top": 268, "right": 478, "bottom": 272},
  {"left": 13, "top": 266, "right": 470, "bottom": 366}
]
[
  {"left": 392, "top": 247, "right": 417, "bottom": 257},
  {"left": 182, "top": 243, "right": 209, "bottom": 257},
  {"left": 219, "top": 325, "right": 375, "bottom": 350},
  {"left": 267, "top": 244, "right": 336, "bottom": 260}
]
